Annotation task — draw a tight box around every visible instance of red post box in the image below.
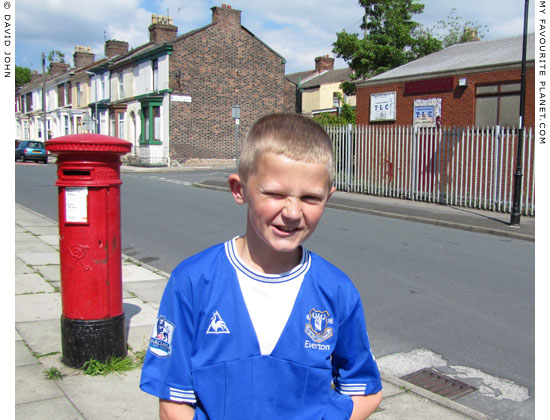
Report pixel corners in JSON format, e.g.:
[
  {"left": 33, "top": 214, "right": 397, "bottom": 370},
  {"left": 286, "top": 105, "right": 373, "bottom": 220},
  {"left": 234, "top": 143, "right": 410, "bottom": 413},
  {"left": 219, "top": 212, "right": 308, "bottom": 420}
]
[{"left": 46, "top": 134, "right": 132, "bottom": 368}]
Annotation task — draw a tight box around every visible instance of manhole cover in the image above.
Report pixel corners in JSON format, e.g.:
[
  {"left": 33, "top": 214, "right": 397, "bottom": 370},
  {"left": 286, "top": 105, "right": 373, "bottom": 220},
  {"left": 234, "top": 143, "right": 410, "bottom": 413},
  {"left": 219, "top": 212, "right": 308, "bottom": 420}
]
[{"left": 401, "top": 368, "right": 477, "bottom": 400}]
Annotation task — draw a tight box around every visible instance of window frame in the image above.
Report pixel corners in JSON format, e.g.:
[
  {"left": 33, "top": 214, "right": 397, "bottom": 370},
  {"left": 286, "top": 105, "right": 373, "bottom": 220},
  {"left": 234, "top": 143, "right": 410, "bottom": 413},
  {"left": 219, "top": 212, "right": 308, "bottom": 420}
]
[{"left": 474, "top": 81, "right": 521, "bottom": 127}]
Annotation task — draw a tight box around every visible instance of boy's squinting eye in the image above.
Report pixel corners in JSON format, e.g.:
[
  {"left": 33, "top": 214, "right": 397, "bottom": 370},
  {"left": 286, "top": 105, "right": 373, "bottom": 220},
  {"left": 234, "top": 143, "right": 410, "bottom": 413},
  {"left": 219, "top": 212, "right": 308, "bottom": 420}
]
[{"left": 302, "top": 195, "right": 323, "bottom": 203}]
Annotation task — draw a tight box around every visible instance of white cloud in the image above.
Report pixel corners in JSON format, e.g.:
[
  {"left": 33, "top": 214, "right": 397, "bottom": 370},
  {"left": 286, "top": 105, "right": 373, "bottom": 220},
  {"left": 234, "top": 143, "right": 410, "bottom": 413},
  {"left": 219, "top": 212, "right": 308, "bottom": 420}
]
[{"left": 15, "top": 0, "right": 535, "bottom": 73}]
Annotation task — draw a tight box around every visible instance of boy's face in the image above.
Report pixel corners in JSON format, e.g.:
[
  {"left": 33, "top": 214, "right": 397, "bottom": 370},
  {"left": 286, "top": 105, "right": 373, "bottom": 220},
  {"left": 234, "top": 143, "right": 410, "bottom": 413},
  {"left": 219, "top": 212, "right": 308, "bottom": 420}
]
[{"left": 229, "top": 152, "right": 335, "bottom": 263}]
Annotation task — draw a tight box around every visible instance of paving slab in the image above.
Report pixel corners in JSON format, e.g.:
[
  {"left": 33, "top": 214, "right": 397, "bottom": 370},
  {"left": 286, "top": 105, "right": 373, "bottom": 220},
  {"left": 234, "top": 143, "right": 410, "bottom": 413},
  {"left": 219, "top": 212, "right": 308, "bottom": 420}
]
[
  {"left": 23, "top": 226, "right": 60, "bottom": 236},
  {"left": 15, "top": 364, "right": 65, "bottom": 405},
  {"left": 123, "top": 279, "right": 168, "bottom": 306},
  {"left": 18, "top": 252, "right": 60, "bottom": 266},
  {"left": 16, "top": 273, "right": 56, "bottom": 294},
  {"left": 371, "top": 391, "right": 477, "bottom": 419},
  {"left": 40, "top": 235, "right": 60, "bottom": 248},
  {"left": 123, "top": 298, "right": 158, "bottom": 328},
  {"left": 15, "top": 231, "right": 44, "bottom": 243},
  {"left": 122, "top": 264, "right": 166, "bottom": 282},
  {"left": 15, "top": 397, "right": 86, "bottom": 420},
  {"left": 16, "top": 241, "right": 57, "bottom": 254},
  {"left": 32, "top": 264, "right": 60, "bottom": 282},
  {"left": 15, "top": 293, "right": 62, "bottom": 323},
  {"left": 127, "top": 324, "right": 155, "bottom": 354},
  {"left": 57, "top": 369, "right": 159, "bottom": 420},
  {"left": 17, "top": 218, "right": 57, "bottom": 228},
  {"left": 15, "top": 256, "right": 35, "bottom": 274},
  {"left": 15, "top": 339, "right": 39, "bottom": 367},
  {"left": 17, "top": 319, "right": 62, "bottom": 357}
]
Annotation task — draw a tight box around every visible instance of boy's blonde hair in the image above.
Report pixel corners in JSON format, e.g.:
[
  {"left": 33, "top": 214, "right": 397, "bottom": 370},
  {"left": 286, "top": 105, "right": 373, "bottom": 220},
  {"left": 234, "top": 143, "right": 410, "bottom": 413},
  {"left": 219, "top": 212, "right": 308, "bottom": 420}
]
[{"left": 238, "top": 113, "right": 335, "bottom": 186}]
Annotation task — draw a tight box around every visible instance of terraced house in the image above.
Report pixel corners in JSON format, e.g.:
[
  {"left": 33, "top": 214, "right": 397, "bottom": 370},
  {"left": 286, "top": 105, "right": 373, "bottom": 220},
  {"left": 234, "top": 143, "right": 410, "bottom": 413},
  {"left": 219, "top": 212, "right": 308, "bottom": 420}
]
[{"left": 15, "top": 4, "right": 296, "bottom": 166}]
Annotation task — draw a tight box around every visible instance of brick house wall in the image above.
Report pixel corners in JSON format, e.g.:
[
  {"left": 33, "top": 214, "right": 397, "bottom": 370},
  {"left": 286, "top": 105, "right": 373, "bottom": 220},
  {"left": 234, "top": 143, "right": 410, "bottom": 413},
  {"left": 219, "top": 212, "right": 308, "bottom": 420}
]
[
  {"left": 168, "top": 5, "right": 295, "bottom": 163},
  {"left": 356, "top": 65, "right": 535, "bottom": 128}
]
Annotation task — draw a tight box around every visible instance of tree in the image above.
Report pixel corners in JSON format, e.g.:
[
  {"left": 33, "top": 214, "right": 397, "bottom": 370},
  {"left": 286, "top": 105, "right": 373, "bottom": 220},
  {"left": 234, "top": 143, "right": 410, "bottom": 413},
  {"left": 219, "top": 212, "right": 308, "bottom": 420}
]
[
  {"left": 332, "top": 0, "right": 442, "bottom": 95},
  {"left": 424, "top": 8, "right": 488, "bottom": 48},
  {"left": 15, "top": 66, "right": 32, "bottom": 88},
  {"left": 48, "top": 50, "right": 65, "bottom": 64},
  {"left": 313, "top": 93, "right": 356, "bottom": 125}
]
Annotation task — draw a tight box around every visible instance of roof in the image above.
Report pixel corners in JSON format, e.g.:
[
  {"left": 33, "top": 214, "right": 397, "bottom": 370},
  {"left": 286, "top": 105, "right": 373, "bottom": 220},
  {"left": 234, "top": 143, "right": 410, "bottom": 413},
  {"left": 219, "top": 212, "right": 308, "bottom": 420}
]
[
  {"left": 286, "top": 67, "right": 354, "bottom": 89},
  {"left": 360, "top": 33, "right": 535, "bottom": 85}
]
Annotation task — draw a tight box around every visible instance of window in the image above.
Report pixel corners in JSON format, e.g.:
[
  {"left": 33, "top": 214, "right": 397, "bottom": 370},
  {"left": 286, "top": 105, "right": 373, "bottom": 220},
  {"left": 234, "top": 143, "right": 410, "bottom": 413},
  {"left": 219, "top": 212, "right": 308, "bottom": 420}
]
[
  {"left": 23, "top": 121, "right": 30, "bottom": 140},
  {"left": 64, "top": 115, "right": 70, "bottom": 135},
  {"left": 118, "top": 113, "right": 125, "bottom": 139},
  {"left": 101, "top": 76, "right": 106, "bottom": 101},
  {"left": 110, "top": 113, "right": 116, "bottom": 136},
  {"left": 118, "top": 72, "right": 124, "bottom": 99},
  {"left": 475, "top": 82, "right": 521, "bottom": 127},
  {"left": 58, "top": 84, "right": 65, "bottom": 107},
  {"left": 109, "top": 108, "right": 127, "bottom": 139},
  {"left": 333, "top": 92, "right": 340, "bottom": 108},
  {"left": 141, "top": 104, "right": 161, "bottom": 143},
  {"left": 152, "top": 59, "right": 159, "bottom": 91},
  {"left": 140, "top": 97, "right": 162, "bottom": 143},
  {"left": 77, "top": 82, "right": 82, "bottom": 107},
  {"left": 76, "top": 116, "right": 83, "bottom": 134},
  {"left": 66, "top": 82, "right": 72, "bottom": 105},
  {"left": 25, "top": 93, "right": 32, "bottom": 112},
  {"left": 153, "top": 107, "right": 160, "bottom": 141}
]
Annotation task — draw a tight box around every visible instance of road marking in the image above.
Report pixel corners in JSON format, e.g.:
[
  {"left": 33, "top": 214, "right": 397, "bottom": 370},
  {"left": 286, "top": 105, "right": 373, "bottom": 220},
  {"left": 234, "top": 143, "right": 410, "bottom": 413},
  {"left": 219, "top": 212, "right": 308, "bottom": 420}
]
[{"left": 124, "top": 174, "right": 192, "bottom": 186}]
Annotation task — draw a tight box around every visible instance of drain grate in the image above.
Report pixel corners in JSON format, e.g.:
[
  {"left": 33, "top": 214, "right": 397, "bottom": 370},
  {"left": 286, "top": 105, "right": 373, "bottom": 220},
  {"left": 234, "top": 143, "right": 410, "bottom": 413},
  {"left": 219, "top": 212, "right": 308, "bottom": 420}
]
[{"left": 401, "top": 368, "right": 477, "bottom": 400}]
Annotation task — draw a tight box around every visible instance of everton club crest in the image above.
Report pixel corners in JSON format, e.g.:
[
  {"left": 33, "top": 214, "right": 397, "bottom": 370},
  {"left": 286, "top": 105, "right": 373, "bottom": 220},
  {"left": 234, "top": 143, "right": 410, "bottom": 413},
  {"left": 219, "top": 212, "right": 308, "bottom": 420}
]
[{"left": 305, "top": 309, "right": 333, "bottom": 343}]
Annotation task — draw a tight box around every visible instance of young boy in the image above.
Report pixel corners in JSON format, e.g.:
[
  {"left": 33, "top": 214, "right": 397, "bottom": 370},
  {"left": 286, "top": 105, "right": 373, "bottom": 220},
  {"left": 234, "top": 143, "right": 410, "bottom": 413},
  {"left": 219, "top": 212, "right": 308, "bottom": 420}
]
[{"left": 140, "top": 113, "right": 383, "bottom": 419}]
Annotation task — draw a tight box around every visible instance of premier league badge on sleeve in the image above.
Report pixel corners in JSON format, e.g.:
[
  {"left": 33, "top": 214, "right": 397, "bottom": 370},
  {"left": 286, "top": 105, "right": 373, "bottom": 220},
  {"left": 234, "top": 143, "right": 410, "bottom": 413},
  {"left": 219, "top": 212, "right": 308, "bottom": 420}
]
[{"left": 149, "top": 316, "right": 175, "bottom": 357}]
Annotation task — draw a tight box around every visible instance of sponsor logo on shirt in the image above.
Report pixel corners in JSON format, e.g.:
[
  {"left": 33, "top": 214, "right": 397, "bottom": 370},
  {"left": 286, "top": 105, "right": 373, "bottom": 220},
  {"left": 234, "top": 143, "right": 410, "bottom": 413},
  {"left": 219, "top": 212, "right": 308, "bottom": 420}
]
[
  {"left": 305, "top": 308, "right": 333, "bottom": 347},
  {"left": 149, "top": 316, "right": 175, "bottom": 357},
  {"left": 206, "top": 311, "right": 231, "bottom": 334}
]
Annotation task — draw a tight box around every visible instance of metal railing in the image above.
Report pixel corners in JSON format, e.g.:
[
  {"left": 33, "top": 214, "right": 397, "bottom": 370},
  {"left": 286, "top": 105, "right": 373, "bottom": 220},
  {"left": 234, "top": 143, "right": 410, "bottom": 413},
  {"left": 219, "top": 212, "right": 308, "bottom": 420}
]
[{"left": 326, "top": 124, "right": 535, "bottom": 216}]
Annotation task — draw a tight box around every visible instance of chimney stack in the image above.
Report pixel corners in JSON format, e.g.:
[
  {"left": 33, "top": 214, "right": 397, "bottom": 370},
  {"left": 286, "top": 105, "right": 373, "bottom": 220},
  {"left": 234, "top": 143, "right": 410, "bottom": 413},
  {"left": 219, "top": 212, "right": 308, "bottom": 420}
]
[
  {"left": 49, "top": 62, "right": 69, "bottom": 75},
  {"left": 30, "top": 71, "right": 42, "bottom": 83},
  {"left": 105, "top": 40, "right": 129, "bottom": 58},
  {"left": 314, "top": 55, "right": 335, "bottom": 73},
  {"left": 73, "top": 45, "right": 95, "bottom": 69},
  {"left": 211, "top": 4, "right": 241, "bottom": 26},
  {"left": 149, "top": 14, "right": 178, "bottom": 43}
]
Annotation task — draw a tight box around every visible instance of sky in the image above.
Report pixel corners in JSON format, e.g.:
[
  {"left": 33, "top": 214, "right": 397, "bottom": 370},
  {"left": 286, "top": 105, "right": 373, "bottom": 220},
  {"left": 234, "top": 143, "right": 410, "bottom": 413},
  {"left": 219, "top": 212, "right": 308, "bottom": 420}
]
[{"left": 15, "top": 0, "right": 536, "bottom": 75}]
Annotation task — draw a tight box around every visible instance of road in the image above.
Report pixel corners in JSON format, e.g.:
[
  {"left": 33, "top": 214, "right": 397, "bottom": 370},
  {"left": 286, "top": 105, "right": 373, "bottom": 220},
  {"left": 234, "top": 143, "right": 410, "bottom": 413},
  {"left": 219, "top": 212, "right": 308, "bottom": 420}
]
[{"left": 15, "top": 162, "right": 535, "bottom": 420}]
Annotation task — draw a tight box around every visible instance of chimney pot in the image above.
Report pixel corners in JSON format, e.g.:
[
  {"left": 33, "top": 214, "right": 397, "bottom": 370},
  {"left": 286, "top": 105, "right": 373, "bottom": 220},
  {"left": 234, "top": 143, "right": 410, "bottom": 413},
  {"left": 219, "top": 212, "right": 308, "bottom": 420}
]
[{"left": 148, "top": 14, "right": 178, "bottom": 43}]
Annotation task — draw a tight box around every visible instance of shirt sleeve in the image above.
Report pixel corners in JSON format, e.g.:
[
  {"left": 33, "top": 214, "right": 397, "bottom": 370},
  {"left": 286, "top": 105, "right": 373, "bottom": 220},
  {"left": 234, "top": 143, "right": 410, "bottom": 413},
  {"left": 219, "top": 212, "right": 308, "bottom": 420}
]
[
  {"left": 331, "top": 294, "right": 382, "bottom": 396},
  {"left": 139, "top": 269, "right": 196, "bottom": 404}
]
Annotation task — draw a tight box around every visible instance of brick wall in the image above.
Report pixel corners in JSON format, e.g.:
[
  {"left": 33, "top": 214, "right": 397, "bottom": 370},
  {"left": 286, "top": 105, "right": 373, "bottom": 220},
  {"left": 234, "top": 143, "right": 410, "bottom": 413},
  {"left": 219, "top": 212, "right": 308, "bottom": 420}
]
[
  {"left": 168, "top": 7, "right": 294, "bottom": 163},
  {"left": 356, "top": 65, "right": 535, "bottom": 128}
]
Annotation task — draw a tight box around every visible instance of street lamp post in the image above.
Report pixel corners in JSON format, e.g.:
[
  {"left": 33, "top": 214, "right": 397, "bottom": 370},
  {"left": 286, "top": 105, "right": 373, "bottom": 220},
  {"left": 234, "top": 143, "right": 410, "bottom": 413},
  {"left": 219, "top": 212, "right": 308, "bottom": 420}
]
[
  {"left": 509, "top": 0, "right": 529, "bottom": 226},
  {"left": 42, "top": 53, "right": 47, "bottom": 141}
]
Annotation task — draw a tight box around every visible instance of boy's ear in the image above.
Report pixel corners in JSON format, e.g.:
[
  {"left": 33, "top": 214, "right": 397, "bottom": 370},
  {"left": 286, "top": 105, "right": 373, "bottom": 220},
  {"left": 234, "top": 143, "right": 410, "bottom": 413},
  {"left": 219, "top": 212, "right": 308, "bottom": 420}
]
[
  {"left": 327, "top": 185, "right": 337, "bottom": 201},
  {"left": 228, "top": 174, "right": 246, "bottom": 204}
]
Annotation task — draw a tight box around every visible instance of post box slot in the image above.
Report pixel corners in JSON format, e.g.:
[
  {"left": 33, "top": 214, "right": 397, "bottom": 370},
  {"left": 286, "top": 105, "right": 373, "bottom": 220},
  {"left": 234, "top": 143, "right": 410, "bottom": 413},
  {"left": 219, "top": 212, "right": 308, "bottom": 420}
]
[{"left": 62, "top": 170, "right": 91, "bottom": 178}]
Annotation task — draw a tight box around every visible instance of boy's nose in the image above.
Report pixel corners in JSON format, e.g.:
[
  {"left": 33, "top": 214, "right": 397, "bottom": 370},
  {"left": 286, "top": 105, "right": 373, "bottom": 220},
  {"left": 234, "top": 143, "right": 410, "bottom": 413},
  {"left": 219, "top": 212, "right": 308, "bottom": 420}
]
[{"left": 282, "top": 199, "right": 301, "bottom": 219}]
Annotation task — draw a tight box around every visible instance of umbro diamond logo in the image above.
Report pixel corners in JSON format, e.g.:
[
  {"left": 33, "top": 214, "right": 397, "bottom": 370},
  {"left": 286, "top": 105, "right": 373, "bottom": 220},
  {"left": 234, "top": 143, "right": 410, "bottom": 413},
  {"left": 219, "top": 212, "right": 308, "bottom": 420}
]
[{"left": 206, "top": 311, "right": 230, "bottom": 334}]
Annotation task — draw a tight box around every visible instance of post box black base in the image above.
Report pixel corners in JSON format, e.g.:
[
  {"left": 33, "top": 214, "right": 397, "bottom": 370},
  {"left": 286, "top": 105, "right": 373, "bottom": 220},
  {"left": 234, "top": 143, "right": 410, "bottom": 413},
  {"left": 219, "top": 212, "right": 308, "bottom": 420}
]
[{"left": 61, "top": 314, "right": 127, "bottom": 369}]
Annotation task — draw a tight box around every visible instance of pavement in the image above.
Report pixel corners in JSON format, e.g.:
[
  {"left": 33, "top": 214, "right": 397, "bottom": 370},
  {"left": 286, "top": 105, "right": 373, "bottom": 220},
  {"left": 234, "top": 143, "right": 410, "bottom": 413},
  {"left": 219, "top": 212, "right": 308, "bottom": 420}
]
[{"left": 15, "top": 164, "right": 535, "bottom": 419}]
